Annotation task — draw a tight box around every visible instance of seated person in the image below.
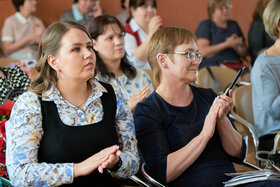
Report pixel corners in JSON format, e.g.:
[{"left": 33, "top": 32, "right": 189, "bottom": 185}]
[
  {"left": 60, "top": 0, "right": 103, "bottom": 28},
  {"left": 124, "top": 0, "right": 162, "bottom": 69},
  {"left": 0, "top": 66, "right": 30, "bottom": 104},
  {"left": 89, "top": 15, "right": 153, "bottom": 111},
  {"left": 116, "top": 0, "right": 130, "bottom": 26},
  {"left": 248, "top": 0, "right": 274, "bottom": 65},
  {"left": 251, "top": 0, "right": 280, "bottom": 152},
  {"left": 134, "top": 26, "right": 246, "bottom": 186},
  {"left": 1, "top": 0, "right": 45, "bottom": 61},
  {"left": 195, "top": 0, "right": 249, "bottom": 81},
  {"left": 5, "top": 21, "right": 139, "bottom": 186}
]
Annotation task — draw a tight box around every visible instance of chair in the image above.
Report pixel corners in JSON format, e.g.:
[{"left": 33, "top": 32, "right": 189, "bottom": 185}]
[
  {"left": 0, "top": 58, "right": 19, "bottom": 67},
  {"left": 196, "top": 66, "right": 242, "bottom": 94},
  {"left": 141, "top": 163, "right": 166, "bottom": 187},
  {"left": 230, "top": 84, "right": 260, "bottom": 167}
]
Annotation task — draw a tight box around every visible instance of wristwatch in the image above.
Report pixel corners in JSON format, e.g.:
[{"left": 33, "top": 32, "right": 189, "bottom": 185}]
[{"left": 108, "top": 158, "right": 122, "bottom": 172}]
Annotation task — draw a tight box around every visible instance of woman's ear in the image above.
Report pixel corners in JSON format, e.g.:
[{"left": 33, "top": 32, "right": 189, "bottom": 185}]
[
  {"left": 92, "top": 39, "right": 98, "bottom": 51},
  {"left": 157, "top": 53, "right": 168, "bottom": 69},
  {"left": 47, "top": 55, "right": 60, "bottom": 72}
]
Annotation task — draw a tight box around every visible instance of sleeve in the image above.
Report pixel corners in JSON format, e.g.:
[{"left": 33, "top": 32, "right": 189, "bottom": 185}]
[
  {"left": 13, "top": 66, "right": 30, "bottom": 91},
  {"left": 111, "top": 89, "right": 140, "bottom": 178},
  {"left": 195, "top": 20, "right": 211, "bottom": 40},
  {"left": 233, "top": 21, "right": 244, "bottom": 39},
  {"left": 1, "top": 17, "right": 14, "bottom": 42},
  {"left": 134, "top": 99, "right": 169, "bottom": 184},
  {"left": 248, "top": 20, "right": 265, "bottom": 60},
  {"left": 139, "top": 69, "right": 153, "bottom": 91},
  {"left": 5, "top": 92, "right": 74, "bottom": 186},
  {"left": 253, "top": 62, "right": 280, "bottom": 119},
  {"left": 124, "top": 33, "right": 147, "bottom": 69}
]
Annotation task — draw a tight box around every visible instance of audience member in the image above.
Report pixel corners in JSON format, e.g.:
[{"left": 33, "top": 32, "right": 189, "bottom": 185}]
[
  {"left": 60, "top": 0, "right": 103, "bottom": 28},
  {"left": 1, "top": 0, "right": 45, "bottom": 61},
  {"left": 89, "top": 15, "right": 153, "bottom": 111},
  {"left": 248, "top": 0, "right": 274, "bottom": 65},
  {"left": 251, "top": 0, "right": 280, "bottom": 152},
  {"left": 124, "top": 0, "right": 163, "bottom": 69},
  {"left": 195, "top": 0, "right": 249, "bottom": 81},
  {"left": 5, "top": 21, "right": 139, "bottom": 186},
  {"left": 134, "top": 26, "right": 246, "bottom": 186},
  {"left": 0, "top": 66, "right": 30, "bottom": 104},
  {"left": 116, "top": 0, "right": 130, "bottom": 26}
]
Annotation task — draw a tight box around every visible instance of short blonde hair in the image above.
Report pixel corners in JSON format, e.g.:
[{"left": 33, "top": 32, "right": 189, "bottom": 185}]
[
  {"left": 207, "top": 0, "right": 230, "bottom": 18},
  {"left": 147, "top": 27, "right": 196, "bottom": 87},
  {"left": 263, "top": 0, "right": 280, "bottom": 40},
  {"left": 29, "top": 21, "right": 93, "bottom": 96}
]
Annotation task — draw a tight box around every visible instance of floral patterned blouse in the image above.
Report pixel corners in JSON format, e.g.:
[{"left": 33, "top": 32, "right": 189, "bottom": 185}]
[
  {"left": 5, "top": 79, "right": 139, "bottom": 186},
  {"left": 95, "top": 69, "right": 153, "bottom": 102},
  {"left": 0, "top": 66, "right": 30, "bottom": 104}
]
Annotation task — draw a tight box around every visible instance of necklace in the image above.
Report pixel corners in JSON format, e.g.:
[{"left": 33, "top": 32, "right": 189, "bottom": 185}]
[{"left": 76, "top": 85, "right": 91, "bottom": 109}]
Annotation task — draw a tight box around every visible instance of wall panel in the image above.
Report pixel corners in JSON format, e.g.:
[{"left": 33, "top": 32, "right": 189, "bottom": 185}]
[{"left": 0, "top": 0, "right": 257, "bottom": 42}]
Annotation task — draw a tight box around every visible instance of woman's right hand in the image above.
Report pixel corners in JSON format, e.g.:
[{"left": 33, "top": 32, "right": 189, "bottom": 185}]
[
  {"left": 73, "top": 145, "right": 120, "bottom": 178},
  {"left": 225, "top": 34, "right": 243, "bottom": 49},
  {"left": 148, "top": 15, "right": 163, "bottom": 37},
  {"left": 128, "top": 84, "right": 151, "bottom": 110},
  {"left": 200, "top": 97, "right": 220, "bottom": 141}
]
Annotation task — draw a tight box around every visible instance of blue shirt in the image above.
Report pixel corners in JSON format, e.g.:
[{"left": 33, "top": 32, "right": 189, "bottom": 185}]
[
  {"left": 251, "top": 51, "right": 280, "bottom": 137},
  {"left": 195, "top": 19, "right": 244, "bottom": 69}
]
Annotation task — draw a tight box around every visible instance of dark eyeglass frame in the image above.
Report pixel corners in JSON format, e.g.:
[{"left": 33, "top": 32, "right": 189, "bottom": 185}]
[{"left": 165, "top": 51, "right": 203, "bottom": 63}]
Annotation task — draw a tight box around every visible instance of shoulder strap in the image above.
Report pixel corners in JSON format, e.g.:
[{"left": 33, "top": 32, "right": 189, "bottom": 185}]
[{"left": 124, "top": 23, "right": 142, "bottom": 46}]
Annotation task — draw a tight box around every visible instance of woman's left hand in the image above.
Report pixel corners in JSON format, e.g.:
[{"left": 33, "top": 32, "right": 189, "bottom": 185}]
[{"left": 217, "top": 89, "right": 233, "bottom": 120}]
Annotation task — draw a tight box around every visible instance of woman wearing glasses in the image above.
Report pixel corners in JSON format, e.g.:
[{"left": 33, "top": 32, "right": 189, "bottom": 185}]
[
  {"left": 133, "top": 27, "right": 246, "bottom": 186},
  {"left": 195, "top": 0, "right": 249, "bottom": 81}
]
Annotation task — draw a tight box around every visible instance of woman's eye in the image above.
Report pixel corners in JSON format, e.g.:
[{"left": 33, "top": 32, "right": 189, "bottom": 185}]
[
  {"left": 107, "top": 36, "right": 114, "bottom": 40},
  {"left": 72, "top": 47, "right": 80, "bottom": 52},
  {"left": 118, "top": 34, "right": 124, "bottom": 38},
  {"left": 87, "top": 46, "right": 94, "bottom": 50}
]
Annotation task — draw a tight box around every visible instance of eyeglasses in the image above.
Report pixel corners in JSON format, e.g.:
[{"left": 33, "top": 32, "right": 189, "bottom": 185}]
[{"left": 165, "top": 51, "right": 203, "bottom": 63}]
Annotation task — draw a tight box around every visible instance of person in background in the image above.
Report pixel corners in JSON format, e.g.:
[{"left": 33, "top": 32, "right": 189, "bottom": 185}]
[
  {"left": 60, "top": 0, "right": 103, "bottom": 28},
  {"left": 124, "top": 0, "right": 163, "bottom": 69},
  {"left": 89, "top": 15, "right": 153, "bottom": 111},
  {"left": 248, "top": 0, "right": 274, "bottom": 65},
  {"left": 116, "top": 0, "right": 130, "bottom": 26},
  {"left": 134, "top": 26, "right": 246, "bottom": 186},
  {"left": 251, "top": 0, "right": 280, "bottom": 152},
  {"left": 1, "top": 0, "right": 45, "bottom": 61},
  {"left": 5, "top": 21, "right": 139, "bottom": 186},
  {"left": 0, "top": 65, "right": 30, "bottom": 104},
  {"left": 195, "top": 0, "right": 249, "bottom": 81}
]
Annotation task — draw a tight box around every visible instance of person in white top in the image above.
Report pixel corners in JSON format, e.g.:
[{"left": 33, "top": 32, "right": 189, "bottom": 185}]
[
  {"left": 124, "top": 0, "right": 162, "bottom": 69},
  {"left": 1, "top": 0, "right": 45, "bottom": 61},
  {"left": 89, "top": 15, "right": 153, "bottom": 110}
]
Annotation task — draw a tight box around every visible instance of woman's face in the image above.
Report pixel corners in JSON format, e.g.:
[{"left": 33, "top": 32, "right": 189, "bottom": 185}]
[
  {"left": 131, "top": 0, "right": 157, "bottom": 24},
  {"left": 93, "top": 24, "right": 125, "bottom": 64},
  {"left": 212, "top": 3, "right": 231, "bottom": 22},
  {"left": 77, "top": 0, "right": 96, "bottom": 15},
  {"left": 165, "top": 41, "right": 201, "bottom": 84},
  {"left": 52, "top": 28, "right": 96, "bottom": 82},
  {"left": 21, "top": 0, "right": 37, "bottom": 14}
]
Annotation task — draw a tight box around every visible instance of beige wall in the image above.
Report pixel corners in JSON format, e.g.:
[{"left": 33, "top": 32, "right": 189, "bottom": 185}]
[{"left": 0, "top": 0, "right": 257, "bottom": 41}]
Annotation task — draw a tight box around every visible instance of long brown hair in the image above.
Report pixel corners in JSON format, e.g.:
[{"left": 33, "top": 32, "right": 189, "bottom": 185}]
[{"left": 29, "top": 21, "right": 92, "bottom": 96}]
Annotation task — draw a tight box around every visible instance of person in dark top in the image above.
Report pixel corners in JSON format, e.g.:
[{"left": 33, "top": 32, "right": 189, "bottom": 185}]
[
  {"left": 133, "top": 26, "right": 246, "bottom": 186},
  {"left": 5, "top": 21, "right": 139, "bottom": 186},
  {"left": 195, "top": 0, "right": 249, "bottom": 81},
  {"left": 248, "top": 0, "right": 274, "bottom": 65}
]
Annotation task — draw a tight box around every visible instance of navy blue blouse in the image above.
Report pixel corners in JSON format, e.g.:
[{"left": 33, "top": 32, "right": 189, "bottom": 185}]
[
  {"left": 134, "top": 85, "right": 246, "bottom": 186},
  {"left": 195, "top": 19, "right": 244, "bottom": 69}
]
